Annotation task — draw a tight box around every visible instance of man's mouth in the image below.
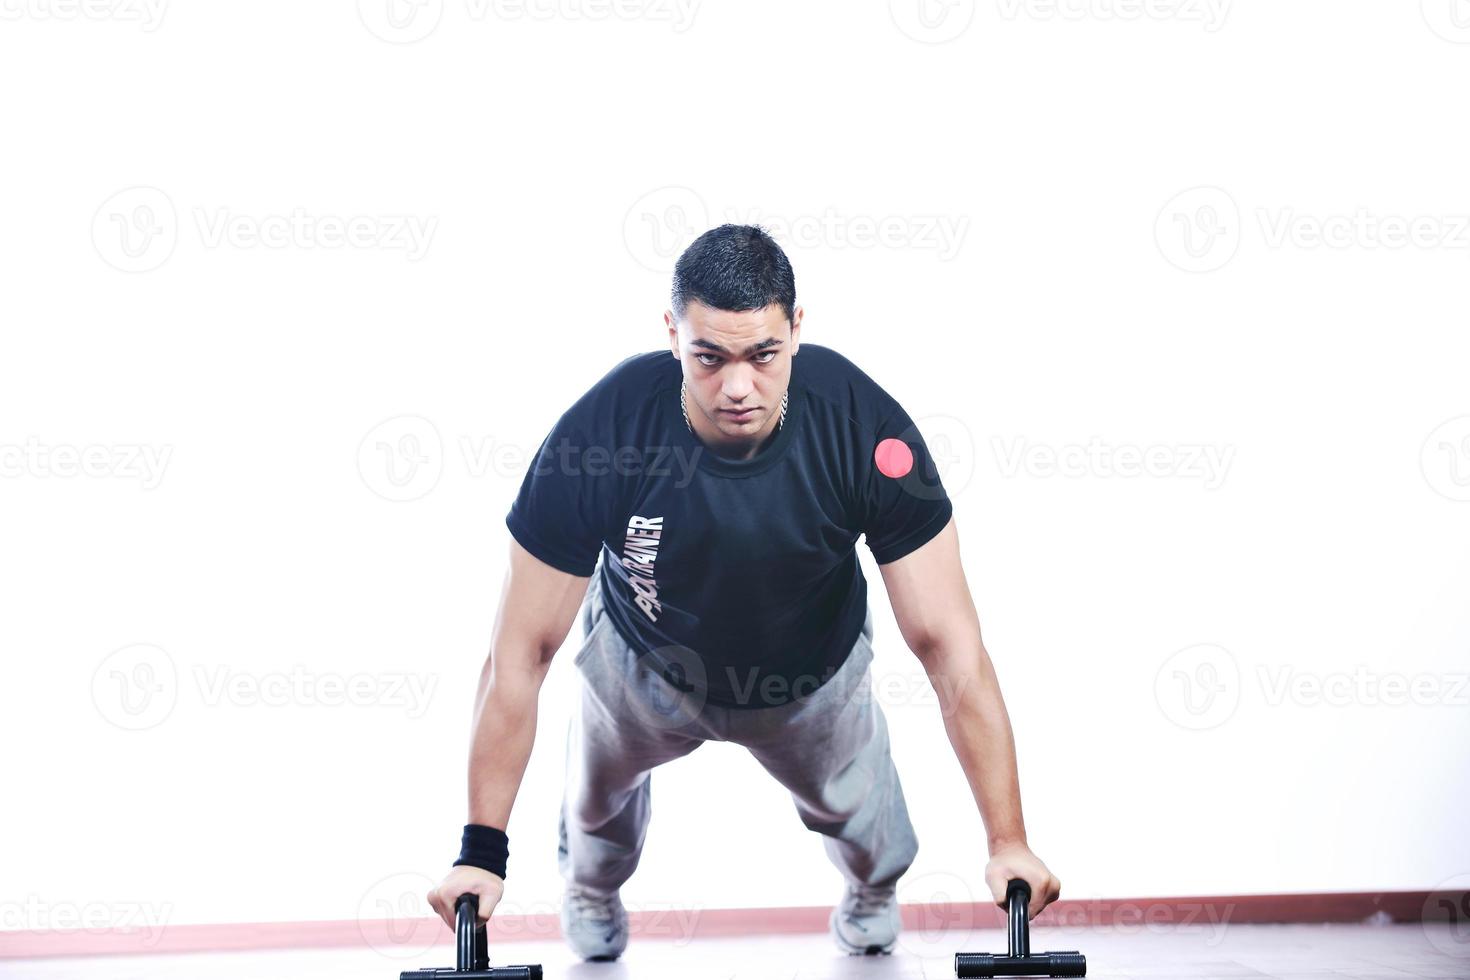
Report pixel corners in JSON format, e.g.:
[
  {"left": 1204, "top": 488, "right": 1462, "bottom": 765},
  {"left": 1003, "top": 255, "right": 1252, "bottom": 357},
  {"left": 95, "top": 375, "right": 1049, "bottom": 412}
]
[{"left": 721, "top": 408, "right": 758, "bottom": 421}]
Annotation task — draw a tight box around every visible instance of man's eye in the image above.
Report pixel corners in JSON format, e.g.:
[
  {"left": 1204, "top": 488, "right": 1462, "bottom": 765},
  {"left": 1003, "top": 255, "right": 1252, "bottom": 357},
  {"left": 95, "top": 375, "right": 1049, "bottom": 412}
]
[
  {"left": 755, "top": 351, "right": 777, "bottom": 364},
  {"left": 696, "top": 354, "right": 720, "bottom": 366}
]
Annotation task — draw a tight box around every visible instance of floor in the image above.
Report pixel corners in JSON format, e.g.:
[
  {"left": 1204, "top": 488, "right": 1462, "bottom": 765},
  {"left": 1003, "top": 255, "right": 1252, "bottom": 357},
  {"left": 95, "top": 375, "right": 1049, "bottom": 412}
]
[{"left": 5, "top": 922, "right": 1467, "bottom": 980}]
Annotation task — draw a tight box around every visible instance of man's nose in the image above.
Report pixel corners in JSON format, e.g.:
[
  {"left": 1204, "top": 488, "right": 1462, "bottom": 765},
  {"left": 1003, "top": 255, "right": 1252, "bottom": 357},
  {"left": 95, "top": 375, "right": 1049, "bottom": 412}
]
[{"left": 722, "top": 366, "right": 757, "bottom": 400}]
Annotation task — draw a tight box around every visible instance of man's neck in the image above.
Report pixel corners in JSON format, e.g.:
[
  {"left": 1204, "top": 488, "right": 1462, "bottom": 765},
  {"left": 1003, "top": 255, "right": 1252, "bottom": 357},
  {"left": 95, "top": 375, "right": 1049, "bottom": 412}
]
[{"left": 694, "top": 418, "right": 781, "bottom": 461}]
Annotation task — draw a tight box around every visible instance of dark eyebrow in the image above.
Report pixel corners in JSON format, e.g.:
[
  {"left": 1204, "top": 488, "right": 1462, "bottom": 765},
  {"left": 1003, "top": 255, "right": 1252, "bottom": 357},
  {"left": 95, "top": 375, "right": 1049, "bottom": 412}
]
[{"left": 690, "top": 338, "right": 784, "bottom": 356}]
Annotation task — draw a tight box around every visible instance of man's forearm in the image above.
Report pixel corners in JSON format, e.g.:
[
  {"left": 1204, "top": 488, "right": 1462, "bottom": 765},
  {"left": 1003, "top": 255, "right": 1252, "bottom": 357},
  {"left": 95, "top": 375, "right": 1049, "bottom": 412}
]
[
  {"left": 923, "top": 638, "right": 1028, "bottom": 852},
  {"left": 466, "top": 656, "right": 543, "bottom": 829}
]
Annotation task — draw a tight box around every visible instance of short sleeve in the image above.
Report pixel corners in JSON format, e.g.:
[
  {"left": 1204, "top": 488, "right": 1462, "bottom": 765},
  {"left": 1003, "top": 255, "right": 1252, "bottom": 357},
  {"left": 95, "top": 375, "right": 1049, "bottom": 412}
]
[
  {"left": 860, "top": 405, "right": 954, "bottom": 565},
  {"left": 504, "top": 414, "right": 612, "bottom": 577}
]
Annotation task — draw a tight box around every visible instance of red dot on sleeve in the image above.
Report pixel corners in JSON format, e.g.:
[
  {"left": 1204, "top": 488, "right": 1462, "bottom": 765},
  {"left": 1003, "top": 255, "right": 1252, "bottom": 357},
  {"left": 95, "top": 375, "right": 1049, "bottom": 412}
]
[{"left": 874, "top": 438, "right": 914, "bottom": 479}]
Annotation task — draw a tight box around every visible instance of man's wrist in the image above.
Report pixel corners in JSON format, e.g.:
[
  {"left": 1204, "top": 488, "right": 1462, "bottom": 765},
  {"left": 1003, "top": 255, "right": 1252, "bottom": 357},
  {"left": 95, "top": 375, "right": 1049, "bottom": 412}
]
[
  {"left": 453, "top": 823, "right": 509, "bottom": 879},
  {"left": 988, "top": 832, "right": 1028, "bottom": 853}
]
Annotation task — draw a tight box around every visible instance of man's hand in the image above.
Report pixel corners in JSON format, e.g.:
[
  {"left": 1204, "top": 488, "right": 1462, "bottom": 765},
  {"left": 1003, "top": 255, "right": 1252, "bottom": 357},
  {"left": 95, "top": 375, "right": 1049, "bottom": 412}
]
[
  {"left": 427, "top": 866, "right": 506, "bottom": 931},
  {"left": 984, "top": 843, "right": 1061, "bottom": 920}
]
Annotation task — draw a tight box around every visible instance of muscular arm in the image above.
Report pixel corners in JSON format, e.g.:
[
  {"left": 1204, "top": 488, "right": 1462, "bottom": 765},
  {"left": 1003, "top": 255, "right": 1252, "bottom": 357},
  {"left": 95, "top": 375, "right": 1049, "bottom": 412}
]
[
  {"left": 877, "top": 515, "right": 1061, "bottom": 918},
  {"left": 468, "top": 537, "right": 591, "bottom": 829},
  {"left": 428, "top": 538, "right": 591, "bottom": 929}
]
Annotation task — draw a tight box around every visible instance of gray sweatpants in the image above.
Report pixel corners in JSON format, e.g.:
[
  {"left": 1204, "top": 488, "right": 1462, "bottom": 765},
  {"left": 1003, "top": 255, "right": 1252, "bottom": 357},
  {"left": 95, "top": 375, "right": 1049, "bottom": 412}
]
[{"left": 556, "top": 569, "right": 919, "bottom": 895}]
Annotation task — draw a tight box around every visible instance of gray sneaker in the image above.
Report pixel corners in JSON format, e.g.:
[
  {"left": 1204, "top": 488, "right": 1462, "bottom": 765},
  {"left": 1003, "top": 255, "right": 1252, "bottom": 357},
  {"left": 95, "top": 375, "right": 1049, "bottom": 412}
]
[
  {"left": 830, "top": 881, "right": 901, "bottom": 955},
  {"left": 560, "top": 884, "right": 628, "bottom": 961}
]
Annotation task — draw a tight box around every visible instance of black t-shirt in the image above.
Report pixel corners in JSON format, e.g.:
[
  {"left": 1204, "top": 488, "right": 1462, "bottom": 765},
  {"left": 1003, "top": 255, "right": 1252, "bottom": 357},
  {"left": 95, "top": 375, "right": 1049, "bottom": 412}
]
[{"left": 505, "top": 343, "right": 953, "bottom": 709}]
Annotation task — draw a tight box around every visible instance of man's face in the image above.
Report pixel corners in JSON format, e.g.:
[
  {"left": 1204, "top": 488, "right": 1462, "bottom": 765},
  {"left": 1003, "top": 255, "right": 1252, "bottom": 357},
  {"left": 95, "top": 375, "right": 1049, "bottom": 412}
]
[{"left": 666, "top": 300, "right": 803, "bottom": 450}]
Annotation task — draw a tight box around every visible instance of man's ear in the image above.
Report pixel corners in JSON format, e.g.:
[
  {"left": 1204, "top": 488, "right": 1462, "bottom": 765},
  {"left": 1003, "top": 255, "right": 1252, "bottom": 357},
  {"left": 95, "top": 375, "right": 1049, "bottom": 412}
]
[
  {"left": 790, "top": 305, "right": 803, "bottom": 355},
  {"left": 665, "top": 310, "right": 678, "bottom": 357}
]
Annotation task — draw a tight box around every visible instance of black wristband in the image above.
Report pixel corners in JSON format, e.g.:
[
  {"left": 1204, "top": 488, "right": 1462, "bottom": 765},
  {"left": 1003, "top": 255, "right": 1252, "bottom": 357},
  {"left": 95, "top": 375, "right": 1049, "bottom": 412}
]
[{"left": 453, "top": 824, "right": 509, "bottom": 880}]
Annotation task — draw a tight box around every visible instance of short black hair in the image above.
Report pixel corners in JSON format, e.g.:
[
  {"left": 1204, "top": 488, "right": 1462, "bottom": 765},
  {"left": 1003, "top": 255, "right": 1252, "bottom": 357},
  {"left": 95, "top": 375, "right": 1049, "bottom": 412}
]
[{"left": 671, "top": 224, "right": 797, "bottom": 326}]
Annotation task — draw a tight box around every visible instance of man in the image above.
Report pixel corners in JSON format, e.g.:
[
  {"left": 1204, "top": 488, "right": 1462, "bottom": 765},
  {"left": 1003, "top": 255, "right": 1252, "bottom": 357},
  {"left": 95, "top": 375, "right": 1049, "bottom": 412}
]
[{"left": 427, "top": 224, "right": 1062, "bottom": 960}]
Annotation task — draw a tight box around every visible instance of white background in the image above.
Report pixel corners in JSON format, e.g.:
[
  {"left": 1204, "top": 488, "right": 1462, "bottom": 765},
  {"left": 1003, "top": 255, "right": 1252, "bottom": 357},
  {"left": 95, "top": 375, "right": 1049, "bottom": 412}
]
[{"left": 2, "top": 0, "right": 1469, "bottom": 941}]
